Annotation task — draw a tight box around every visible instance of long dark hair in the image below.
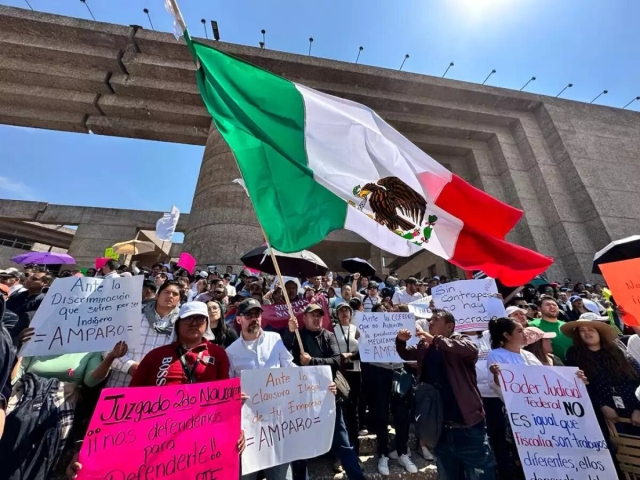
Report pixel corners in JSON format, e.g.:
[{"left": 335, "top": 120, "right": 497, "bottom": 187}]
[
  {"left": 524, "top": 340, "right": 551, "bottom": 365},
  {"left": 572, "top": 331, "right": 639, "bottom": 382},
  {"left": 207, "top": 300, "right": 230, "bottom": 346},
  {"left": 488, "top": 317, "right": 517, "bottom": 349}
]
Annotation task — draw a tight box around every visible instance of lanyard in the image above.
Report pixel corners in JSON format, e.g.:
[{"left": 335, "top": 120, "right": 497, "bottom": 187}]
[
  {"left": 337, "top": 323, "right": 351, "bottom": 354},
  {"left": 176, "top": 345, "right": 204, "bottom": 384}
]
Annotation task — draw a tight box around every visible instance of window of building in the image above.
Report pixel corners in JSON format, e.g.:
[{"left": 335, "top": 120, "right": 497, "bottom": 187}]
[{"left": 0, "top": 235, "right": 34, "bottom": 251}]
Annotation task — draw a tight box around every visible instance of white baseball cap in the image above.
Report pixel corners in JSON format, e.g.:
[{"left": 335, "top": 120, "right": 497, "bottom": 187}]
[
  {"left": 179, "top": 301, "right": 209, "bottom": 319},
  {"left": 0, "top": 267, "right": 20, "bottom": 277}
]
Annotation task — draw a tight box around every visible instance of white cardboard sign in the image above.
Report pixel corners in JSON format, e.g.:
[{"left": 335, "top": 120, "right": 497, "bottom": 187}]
[
  {"left": 431, "top": 278, "right": 505, "bottom": 332},
  {"left": 354, "top": 311, "right": 416, "bottom": 363},
  {"left": 21, "top": 275, "right": 142, "bottom": 357},
  {"left": 241, "top": 366, "right": 336, "bottom": 474},
  {"left": 501, "top": 364, "right": 616, "bottom": 480}
]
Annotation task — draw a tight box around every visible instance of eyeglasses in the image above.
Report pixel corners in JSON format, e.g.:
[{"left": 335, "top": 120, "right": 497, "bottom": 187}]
[
  {"left": 184, "top": 316, "right": 207, "bottom": 325},
  {"left": 241, "top": 312, "right": 261, "bottom": 319}
]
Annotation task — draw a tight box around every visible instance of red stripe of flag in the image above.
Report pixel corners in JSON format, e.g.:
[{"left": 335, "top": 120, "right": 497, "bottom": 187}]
[
  {"left": 450, "top": 228, "right": 553, "bottom": 287},
  {"left": 424, "top": 173, "right": 523, "bottom": 240}
]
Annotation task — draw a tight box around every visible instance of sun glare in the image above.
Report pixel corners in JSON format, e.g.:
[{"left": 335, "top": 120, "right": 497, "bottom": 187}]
[{"left": 450, "top": 0, "right": 515, "bottom": 20}]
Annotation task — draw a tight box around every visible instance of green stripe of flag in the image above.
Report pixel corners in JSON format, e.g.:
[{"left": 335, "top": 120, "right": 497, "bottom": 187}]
[{"left": 187, "top": 33, "right": 347, "bottom": 252}]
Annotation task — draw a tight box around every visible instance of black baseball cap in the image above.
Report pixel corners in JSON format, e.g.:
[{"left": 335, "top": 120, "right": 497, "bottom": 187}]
[{"left": 237, "top": 298, "right": 264, "bottom": 315}]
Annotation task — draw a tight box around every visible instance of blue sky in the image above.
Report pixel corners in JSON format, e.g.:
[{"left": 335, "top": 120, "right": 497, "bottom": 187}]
[{"left": 2, "top": 0, "right": 639, "bottom": 226}]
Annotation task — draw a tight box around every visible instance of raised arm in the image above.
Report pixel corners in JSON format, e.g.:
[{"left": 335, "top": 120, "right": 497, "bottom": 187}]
[{"left": 395, "top": 329, "right": 423, "bottom": 362}]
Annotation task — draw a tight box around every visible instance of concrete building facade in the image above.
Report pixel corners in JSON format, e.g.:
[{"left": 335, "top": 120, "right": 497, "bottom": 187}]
[{"left": 1, "top": 5, "right": 639, "bottom": 281}]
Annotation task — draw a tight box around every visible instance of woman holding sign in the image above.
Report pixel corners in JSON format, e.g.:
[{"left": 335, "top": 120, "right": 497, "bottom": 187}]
[
  {"left": 66, "top": 302, "right": 245, "bottom": 479},
  {"left": 563, "top": 317, "right": 640, "bottom": 432}
]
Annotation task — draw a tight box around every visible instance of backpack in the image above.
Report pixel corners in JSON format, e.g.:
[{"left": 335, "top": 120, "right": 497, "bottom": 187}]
[
  {"left": 413, "top": 382, "right": 443, "bottom": 450},
  {"left": 0, "top": 373, "right": 68, "bottom": 480}
]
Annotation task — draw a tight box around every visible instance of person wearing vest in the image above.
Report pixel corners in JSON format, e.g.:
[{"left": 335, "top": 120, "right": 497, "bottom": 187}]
[{"left": 284, "top": 304, "right": 365, "bottom": 480}]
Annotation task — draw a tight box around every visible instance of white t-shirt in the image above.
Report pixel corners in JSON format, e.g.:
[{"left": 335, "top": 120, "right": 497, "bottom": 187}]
[
  {"left": 486, "top": 347, "right": 542, "bottom": 399},
  {"left": 392, "top": 289, "right": 423, "bottom": 305},
  {"left": 627, "top": 335, "right": 640, "bottom": 364},
  {"left": 471, "top": 331, "right": 497, "bottom": 398}
]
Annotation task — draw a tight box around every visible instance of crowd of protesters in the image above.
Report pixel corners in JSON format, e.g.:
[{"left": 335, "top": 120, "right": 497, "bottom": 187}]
[{"left": 0, "top": 259, "right": 638, "bottom": 480}]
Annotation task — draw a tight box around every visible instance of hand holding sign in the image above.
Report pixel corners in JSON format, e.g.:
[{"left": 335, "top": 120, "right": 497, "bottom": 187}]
[
  {"left": 354, "top": 311, "right": 416, "bottom": 362},
  {"left": 500, "top": 365, "right": 616, "bottom": 480},
  {"left": 432, "top": 278, "right": 506, "bottom": 332},
  {"left": 78, "top": 379, "right": 242, "bottom": 480},
  {"left": 20, "top": 276, "right": 142, "bottom": 357}
]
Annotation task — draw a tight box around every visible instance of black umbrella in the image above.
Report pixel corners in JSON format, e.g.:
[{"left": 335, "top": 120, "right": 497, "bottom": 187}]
[
  {"left": 241, "top": 246, "right": 328, "bottom": 278},
  {"left": 592, "top": 235, "right": 640, "bottom": 274},
  {"left": 341, "top": 257, "right": 376, "bottom": 277}
]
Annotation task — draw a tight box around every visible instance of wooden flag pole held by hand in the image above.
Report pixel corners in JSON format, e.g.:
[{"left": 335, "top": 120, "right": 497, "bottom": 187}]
[
  {"left": 265, "top": 243, "right": 305, "bottom": 353},
  {"left": 167, "top": 0, "right": 304, "bottom": 353}
]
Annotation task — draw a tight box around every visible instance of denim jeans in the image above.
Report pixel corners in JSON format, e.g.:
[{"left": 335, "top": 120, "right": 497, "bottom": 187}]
[
  {"left": 292, "top": 407, "right": 365, "bottom": 480},
  {"left": 241, "top": 462, "right": 291, "bottom": 480},
  {"left": 433, "top": 420, "right": 496, "bottom": 480}
]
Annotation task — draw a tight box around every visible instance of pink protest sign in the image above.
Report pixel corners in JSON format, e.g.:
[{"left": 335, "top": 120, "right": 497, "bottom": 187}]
[
  {"left": 78, "top": 379, "right": 241, "bottom": 480},
  {"left": 177, "top": 252, "right": 196, "bottom": 274},
  {"left": 95, "top": 257, "right": 108, "bottom": 270}
]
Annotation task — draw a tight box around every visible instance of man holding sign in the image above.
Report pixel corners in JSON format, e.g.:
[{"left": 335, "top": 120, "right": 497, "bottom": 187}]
[
  {"left": 396, "top": 310, "right": 495, "bottom": 480},
  {"left": 285, "top": 304, "right": 365, "bottom": 480},
  {"left": 226, "top": 298, "right": 296, "bottom": 480}
]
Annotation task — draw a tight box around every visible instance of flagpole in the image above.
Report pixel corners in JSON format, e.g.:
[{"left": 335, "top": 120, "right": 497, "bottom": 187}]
[{"left": 168, "top": 0, "right": 304, "bottom": 353}]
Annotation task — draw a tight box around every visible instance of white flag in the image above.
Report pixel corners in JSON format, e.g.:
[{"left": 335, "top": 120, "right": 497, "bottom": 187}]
[
  {"left": 164, "top": 0, "right": 184, "bottom": 39},
  {"left": 155, "top": 205, "right": 180, "bottom": 242}
]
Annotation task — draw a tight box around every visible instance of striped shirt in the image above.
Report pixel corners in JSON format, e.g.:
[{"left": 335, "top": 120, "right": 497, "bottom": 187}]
[{"left": 106, "top": 308, "right": 178, "bottom": 387}]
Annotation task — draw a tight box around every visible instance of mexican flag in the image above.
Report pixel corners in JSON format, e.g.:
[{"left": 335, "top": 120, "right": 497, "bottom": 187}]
[{"left": 181, "top": 34, "right": 552, "bottom": 286}]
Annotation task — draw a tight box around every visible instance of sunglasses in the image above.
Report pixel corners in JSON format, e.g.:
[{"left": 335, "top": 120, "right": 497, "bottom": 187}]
[{"left": 241, "top": 312, "right": 261, "bottom": 319}]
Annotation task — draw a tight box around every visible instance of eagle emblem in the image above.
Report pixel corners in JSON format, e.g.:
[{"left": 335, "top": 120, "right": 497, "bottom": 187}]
[{"left": 352, "top": 177, "right": 437, "bottom": 246}]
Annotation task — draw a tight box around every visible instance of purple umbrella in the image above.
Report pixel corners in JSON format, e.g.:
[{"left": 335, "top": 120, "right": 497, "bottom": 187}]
[{"left": 11, "top": 252, "right": 76, "bottom": 265}]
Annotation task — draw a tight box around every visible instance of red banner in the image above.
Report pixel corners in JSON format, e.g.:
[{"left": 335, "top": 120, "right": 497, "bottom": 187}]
[{"left": 261, "top": 295, "right": 333, "bottom": 332}]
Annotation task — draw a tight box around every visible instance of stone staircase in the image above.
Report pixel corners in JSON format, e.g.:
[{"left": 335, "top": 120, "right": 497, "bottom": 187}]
[{"left": 308, "top": 428, "right": 439, "bottom": 479}]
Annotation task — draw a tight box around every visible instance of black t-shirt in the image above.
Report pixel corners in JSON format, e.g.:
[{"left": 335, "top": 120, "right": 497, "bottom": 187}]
[{"left": 422, "top": 344, "right": 465, "bottom": 424}]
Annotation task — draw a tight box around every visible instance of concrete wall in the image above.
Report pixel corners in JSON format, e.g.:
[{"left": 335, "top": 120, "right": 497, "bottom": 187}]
[
  {"left": 0, "top": 245, "right": 24, "bottom": 267},
  {"left": 539, "top": 102, "right": 640, "bottom": 282}
]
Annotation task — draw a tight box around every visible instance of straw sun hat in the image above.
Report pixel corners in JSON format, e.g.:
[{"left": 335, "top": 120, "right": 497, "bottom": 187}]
[{"left": 560, "top": 313, "right": 618, "bottom": 343}]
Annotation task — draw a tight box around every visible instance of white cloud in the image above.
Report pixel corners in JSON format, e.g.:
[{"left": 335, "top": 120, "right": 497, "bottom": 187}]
[{"left": 0, "top": 176, "right": 38, "bottom": 200}]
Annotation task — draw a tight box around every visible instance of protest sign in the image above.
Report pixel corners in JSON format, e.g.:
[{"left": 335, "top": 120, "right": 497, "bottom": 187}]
[
  {"left": 500, "top": 364, "right": 616, "bottom": 480},
  {"left": 104, "top": 247, "right": 119, "bottom": 260},
  {"left": 20, "top": 275, "right": 142, "bottom": 357},
  {"left": 95, "top": 257, "right": 109, "bottom": 270},
  {"left": 261, "top": 295, "right": 332, "bottom": 332},
  {"left": 432, "top": 278, "right": 505, "bottom": 332},
  {"left": 407, "top": 301, "right": 432, "bottom": 318},
  {"left": 241, "top": 366, "right": 335, "bottom": 474},
  {"left": 177, "top": 252, "right": 196, "bottom": 274},
  {"left": 600, "top": 259, "right": 640, "bottom": 327},
  {"left": 354, "top": 311, "right": 416, "bottom": 363},
  {"left": 78, "top": 379, "right": 242, "bottom": 480}
]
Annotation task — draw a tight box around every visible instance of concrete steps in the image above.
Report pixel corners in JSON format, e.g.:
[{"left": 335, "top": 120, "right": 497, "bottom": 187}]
[
  {"left": 308, "top": 453, "right": 438, "bottom": 480},
  {"left": 308, "top": 427, "right": 436, "bottom": 479}
]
